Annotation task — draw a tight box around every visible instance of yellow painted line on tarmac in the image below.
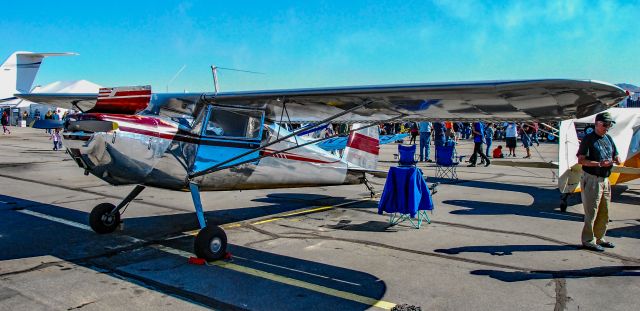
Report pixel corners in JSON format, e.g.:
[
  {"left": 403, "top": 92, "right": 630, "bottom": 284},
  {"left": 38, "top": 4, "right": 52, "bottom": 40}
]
[
  {"left": 223, "top": 223, "right": 242, "bottom": 229},
  {"left": 18, "top": 200, "right": 394, "bottom": 309},
  {"left": 252, "top": 217, "right": 284, "bottom": 225},
  {"left": 152, "top": 245, "right": 396, "bottom": 310},
  {"left": 280, "top": 205, "right": 336, "bottom": 217},
  {"left": 212, "top": 261, "right": 396, "bottom": 310}
]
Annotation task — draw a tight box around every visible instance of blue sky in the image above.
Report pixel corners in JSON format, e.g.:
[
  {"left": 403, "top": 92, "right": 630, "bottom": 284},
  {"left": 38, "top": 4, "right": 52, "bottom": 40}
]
[{"left": 2, "top": 0, "right": 638, "bottom": 92}]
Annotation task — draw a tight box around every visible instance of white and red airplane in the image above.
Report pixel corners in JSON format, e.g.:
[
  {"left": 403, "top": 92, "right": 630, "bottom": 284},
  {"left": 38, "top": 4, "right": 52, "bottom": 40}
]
[
  {"left": 557, "top": 107, "right": 640, "bottom": 210},
  {"left": 491, "top": 108, "right": 640, "bottom": 211},
  {"left": 18, "top": 78, "right": 627, "bottom": 261}
]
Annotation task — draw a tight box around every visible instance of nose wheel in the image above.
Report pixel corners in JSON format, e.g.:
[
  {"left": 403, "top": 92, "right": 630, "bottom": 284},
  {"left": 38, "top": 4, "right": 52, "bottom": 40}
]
[
  {"left": 89, "top": 203, "right": 120, "bottom": 233},
  {"left": 88, "top": 185, "right": 145, "bottom": 234},
  {"left": 194, "top": 225, "right": 228, "bottom": 261}
]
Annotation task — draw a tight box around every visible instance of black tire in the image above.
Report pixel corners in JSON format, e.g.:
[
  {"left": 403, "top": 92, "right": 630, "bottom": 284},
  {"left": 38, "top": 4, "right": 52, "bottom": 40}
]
[
  {"left": 194, "top": 225, "right": 227, "bottom": 261},
  {"left": 89, "top": 203, "right": 120, "bottom": 234}
]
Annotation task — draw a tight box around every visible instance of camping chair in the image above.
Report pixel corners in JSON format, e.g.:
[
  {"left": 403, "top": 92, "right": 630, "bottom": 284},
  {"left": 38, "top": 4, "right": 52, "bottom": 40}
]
[
  {"left": 434, "top": 144, "right": 460, "bottom": 180},
  {"left": 397, "top": 144, "right": 417, "bottom": 167}
]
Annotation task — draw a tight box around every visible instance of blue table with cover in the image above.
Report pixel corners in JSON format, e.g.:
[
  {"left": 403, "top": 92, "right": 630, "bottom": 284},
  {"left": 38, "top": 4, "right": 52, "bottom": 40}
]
[{"left": 378, "top": 166, "right": 434, "bottom": 228}]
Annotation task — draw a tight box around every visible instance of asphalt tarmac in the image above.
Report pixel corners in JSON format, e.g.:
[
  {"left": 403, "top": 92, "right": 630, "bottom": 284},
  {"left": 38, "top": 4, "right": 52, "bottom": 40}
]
[{"left": 1, "top": 127, "right": 639, "bottom": 310}]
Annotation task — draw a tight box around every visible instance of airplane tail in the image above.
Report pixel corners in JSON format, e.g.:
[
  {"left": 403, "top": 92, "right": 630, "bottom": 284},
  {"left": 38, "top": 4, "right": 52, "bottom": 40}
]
[
  {"left": 343, "top": 123, "right": 380, "bottom": 170},
  {"left": 0, "top": 51, "right": 76, "bottom": 101},
  {"left": 558, "top": 119, "right": 582, "bottom": 193}
]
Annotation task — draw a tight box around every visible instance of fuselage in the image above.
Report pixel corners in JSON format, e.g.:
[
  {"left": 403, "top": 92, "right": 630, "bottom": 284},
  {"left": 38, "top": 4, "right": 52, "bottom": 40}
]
[{"left": 62, "top": 113, "right": 362, "bottom": 191}]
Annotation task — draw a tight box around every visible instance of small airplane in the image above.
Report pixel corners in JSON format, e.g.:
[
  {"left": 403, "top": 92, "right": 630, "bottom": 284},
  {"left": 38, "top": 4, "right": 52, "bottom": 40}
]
[
  {"left": 557, "top": 107, "right": 640, "bottom": 211},
  {"left": 491, "top": 108, "right": 640, "bottom": 211},
  {"left": 17, "top": 77, "right": 627, "bottom": 261}
]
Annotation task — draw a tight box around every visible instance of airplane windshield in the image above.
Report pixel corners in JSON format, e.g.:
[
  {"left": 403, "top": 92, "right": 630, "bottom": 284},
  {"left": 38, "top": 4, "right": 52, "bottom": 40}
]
[{"left": 205, "top": 107, "right": 263, "bottom": 140}]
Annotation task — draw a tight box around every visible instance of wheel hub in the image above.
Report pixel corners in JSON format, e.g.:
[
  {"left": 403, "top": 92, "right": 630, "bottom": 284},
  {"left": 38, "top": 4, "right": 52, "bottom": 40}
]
[
  {"left": 101, "top": 213, "right": 115, "bottom": 226},
  {"left": 209, "top": 237, "right": 222, "bottom": 253}
]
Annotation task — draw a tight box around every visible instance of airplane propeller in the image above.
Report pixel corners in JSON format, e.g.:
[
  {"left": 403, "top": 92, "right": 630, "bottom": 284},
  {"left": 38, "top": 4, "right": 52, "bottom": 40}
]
[
  {"left": 31, "top": 119, "right": 118, "bottom": 132},
  {"left": 66, "top": 120, "right": 119, "bottom": 132}
]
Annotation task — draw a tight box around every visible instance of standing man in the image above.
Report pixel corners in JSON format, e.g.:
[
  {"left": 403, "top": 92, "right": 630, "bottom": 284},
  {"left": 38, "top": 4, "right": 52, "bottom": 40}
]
[
  {"left": 468, "top": 122, "right": 490, "bottom": 167},
  {"left": 418, "top": 121, "right": 432, "bottom": 162},
  {"left": 505, "top": 122, "right": 517, "bottom": 157},
  {"left": 432, "top": 121, "right": 446, "bottom": 147},
  {"left": 576, "top": 112, "right": 620, "bottom": 252}
]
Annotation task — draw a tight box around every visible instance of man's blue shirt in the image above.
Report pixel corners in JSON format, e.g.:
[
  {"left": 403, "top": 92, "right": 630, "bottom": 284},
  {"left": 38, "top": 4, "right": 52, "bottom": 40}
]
[
  {"left": 418, "top": 121, "right": 431, "bottom": 133},
  {"left": 473, "top": 122, "right": 484, "bottom": 143}
]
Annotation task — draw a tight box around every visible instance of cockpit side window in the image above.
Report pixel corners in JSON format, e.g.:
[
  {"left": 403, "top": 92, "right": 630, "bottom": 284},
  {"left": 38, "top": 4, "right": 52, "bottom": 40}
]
[{"left": 205, "top": 107, "right": 264, "bottom": 140}]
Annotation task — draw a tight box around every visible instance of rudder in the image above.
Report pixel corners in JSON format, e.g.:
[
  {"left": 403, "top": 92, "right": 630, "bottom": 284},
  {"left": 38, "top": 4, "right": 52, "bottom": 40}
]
[{"left": 343, "top": 123, "right": 380, "bottom": 170}]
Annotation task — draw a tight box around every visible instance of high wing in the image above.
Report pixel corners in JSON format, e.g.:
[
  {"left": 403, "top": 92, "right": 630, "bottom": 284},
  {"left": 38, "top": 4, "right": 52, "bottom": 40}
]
[{"left": 17, "top": 79, "right": 626, "bottom": 121}]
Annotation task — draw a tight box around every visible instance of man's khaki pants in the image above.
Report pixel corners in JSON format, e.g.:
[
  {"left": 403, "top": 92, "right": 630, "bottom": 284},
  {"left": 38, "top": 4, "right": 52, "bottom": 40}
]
[{"left": 580, "top": 172, "right": 611, "bottom": 244}]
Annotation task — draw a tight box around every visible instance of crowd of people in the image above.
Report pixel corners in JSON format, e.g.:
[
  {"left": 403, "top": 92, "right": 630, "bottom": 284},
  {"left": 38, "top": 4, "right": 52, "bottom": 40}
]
[
  {"left": 383, "top": 121, "right": 558, "bottom": 166},
  {"left": 2, "top": 108, "right": 70, "bottom": 151}
]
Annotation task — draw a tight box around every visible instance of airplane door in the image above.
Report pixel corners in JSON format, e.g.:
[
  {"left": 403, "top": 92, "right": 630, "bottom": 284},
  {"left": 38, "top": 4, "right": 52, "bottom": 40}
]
[{"left": 191, "top": 105, "right": 265, "bottom": 176}]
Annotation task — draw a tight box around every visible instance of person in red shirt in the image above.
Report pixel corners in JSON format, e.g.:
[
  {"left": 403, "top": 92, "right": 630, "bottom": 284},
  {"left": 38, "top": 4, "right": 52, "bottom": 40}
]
[{"left": 492, "top": 145, "right": 504, "bottom": 158}]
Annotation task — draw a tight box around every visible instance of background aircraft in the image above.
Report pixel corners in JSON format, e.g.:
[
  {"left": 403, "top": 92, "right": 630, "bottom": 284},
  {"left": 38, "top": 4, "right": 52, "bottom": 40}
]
[
  {"left": 492, "top": 108, "right": 640, "bottom": 211},
  {"left": 558, "top": 107, "right": 640, "bottom": 210},
  {"left": 0, "top": 51, "right": 76, "bottom": 103},
  {"left": 18, "top": 79, "right": 627, "bottom": 261}
]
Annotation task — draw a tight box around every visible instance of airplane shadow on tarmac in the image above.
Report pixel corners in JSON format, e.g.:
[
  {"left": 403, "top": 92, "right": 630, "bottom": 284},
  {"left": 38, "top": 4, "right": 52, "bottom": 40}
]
[
  {"left": 434, "top": 244, "right": 577, "bottom": 256},
  {"left": 435, "top": 179, "right": 585, "bottom": 222},
  {"left": 0, "top": 194, "right": 388, "bottom": 310},
  {"left": 439, "top": 180, "right": 640, "bottom": 237},
  {"left": 470, "top": 266, "right": 640, "bottom": 282}
]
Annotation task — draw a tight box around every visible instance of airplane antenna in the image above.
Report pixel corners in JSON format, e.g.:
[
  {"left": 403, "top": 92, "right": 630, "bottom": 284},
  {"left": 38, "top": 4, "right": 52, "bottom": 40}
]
[
  {"left": 166, "top": 64, "right": 187, "bottom": 92},
  {"left": 210, "top": 65, "right": 265, "bottom": 96}
]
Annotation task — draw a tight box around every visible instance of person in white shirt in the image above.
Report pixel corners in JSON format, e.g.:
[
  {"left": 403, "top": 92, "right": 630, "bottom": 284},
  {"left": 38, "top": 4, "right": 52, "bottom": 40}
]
[{"left": 505, "top": 122, "right": 518, "bottom": 157}]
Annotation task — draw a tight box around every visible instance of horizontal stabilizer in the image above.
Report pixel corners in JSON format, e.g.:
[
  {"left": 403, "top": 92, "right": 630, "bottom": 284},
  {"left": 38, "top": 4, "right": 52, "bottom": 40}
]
[
  {"left": 611, "top": 166, "right": 640, "bottom": 175},
  {"left": 491, "top": 160, "right": 559, "bottom": 169},
  {"left": 347, "top": 167, "right": 389, "bottom": 178}
]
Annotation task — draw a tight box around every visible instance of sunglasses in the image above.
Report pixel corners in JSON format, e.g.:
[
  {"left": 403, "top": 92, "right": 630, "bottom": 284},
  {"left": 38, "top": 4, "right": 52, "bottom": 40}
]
[{"left": 599, "top": 121, "right": 612, "bottom": 128}]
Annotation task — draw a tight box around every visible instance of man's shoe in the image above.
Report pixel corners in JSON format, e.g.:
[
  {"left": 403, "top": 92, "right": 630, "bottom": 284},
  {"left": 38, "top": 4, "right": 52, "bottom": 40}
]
[
  {"left": 484, "top": 160, "right": 491, "bottom": 167},
  {"left": 597, "top": 241, "right": 616, "bottom": 248},
  {"left": 427, "top": 159, "right": 433, "bottom": 163},
  {"left": 467, "top": 164, "right": 476, "bottom": 167},
  {"left": 582, "top": 243, "right": 605, "bottom": 252}
]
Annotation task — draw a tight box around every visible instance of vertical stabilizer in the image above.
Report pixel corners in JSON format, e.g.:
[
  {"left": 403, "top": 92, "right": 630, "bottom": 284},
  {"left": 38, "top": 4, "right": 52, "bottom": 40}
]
[
  {"left": 0, "top": 51, "right": 77, "bottom": 101},
  {"left": 343, "top": 123, "right": 380, "bottom": 170}
]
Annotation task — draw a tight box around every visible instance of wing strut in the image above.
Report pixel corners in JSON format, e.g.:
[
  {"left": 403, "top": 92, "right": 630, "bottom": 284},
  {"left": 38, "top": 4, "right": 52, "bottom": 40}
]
[
  {"left": 189, "top": 116, "right": 402, "bottom": 178},
  {"left": 189, "top": 99, "right": 388, "bottom": 178}
]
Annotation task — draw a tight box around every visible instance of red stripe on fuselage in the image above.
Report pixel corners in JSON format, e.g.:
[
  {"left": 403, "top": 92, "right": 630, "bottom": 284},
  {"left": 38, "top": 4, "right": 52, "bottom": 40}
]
[
  {"left": 347, "top": 132, "right": 379, "bottom": 155},
  {"left": 261, "top": 149, "right": 340, "bottom": 164}
]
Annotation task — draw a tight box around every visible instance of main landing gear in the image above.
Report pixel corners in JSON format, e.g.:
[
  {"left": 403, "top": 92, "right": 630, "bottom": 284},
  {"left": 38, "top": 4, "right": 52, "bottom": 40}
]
[
  {"left": 88, "top": 183, "right": 228, "bottom": 262},
  {"left": 189, "top": 182, "right": 228, "bottom": 261}
]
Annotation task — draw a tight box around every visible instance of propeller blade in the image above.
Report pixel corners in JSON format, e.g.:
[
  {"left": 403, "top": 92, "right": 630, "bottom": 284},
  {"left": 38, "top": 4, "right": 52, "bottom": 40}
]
[
  {"left": 67, "top": 120, "right": 119, "bottom": 132},
  {"left": 32, "top": 120, "right": 64, "bottom": 129}
]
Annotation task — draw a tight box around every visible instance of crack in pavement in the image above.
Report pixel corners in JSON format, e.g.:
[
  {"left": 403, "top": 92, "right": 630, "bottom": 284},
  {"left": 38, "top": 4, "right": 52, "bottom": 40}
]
[
  {"left": 553, "top": 278, "right": 568, "bottom": 311},
  {"left": 0, "top": 261, "right": 66, "bottom": 278},
  {"left": 66, "top": 300, "right": 98, "bottom": 310}
]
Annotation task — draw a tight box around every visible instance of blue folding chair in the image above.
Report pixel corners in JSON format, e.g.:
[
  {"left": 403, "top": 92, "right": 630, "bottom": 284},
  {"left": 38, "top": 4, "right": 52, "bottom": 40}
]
[
  {"left": 397, "top": 144, "right": 417, "bottom": 166},
  {"left": 434, "top": 144, "right": 460, "bottom": 180}
]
